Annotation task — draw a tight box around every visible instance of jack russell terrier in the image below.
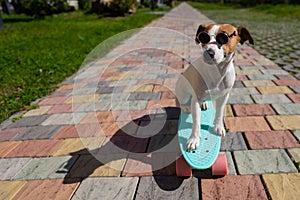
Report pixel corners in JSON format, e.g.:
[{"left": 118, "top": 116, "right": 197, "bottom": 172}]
[{"left": 175, "top": 24, "right": 254, "bottom": 151}]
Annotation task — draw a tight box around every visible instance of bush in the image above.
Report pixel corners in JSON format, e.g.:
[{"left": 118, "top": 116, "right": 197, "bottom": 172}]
[
  {"left": 12, "top": 0, "right": 72, "bottom": 18},
  {"left": 78, "top": 0, "right": 90, "bottom": 10},
  {"left": 90, "top": 0, "right": 137, "bottom": 16}
]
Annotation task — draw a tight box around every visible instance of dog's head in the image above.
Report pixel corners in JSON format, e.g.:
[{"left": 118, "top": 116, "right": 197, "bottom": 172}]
[{"left": 195, "top": 24, "right": 254, "bottom": 65}]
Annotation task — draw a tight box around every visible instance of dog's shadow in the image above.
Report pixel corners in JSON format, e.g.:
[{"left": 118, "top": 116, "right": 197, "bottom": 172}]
[{"left": 60, "top": 107, "right": 212, "bottom": 192}]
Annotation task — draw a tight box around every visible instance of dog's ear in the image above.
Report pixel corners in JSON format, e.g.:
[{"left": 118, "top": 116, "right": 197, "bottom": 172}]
[
  {"left": 237, "top": 26, "right": 254, "bottom": 45},
  {"left": 195, "top": 24, "right": 206, "bottom": 44}
]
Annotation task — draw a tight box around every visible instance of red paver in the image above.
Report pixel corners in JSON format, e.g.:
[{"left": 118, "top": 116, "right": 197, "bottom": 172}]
[
  {"left": 0, "top": 141, "right": 20, "bottom": 158},
  {"left": 232, "top": 104, "right": 276, "bottom": 116},
  {"left": 274, "top": 80, "right": 300, "bottom": 86},
  {"left": 0, "top": 128, "right": 24, "bottom": 142},
  {"left": 5, "top": 140, "right": 62, "bottom": 158},
  {"left": 245, "top": 131, "right": 300, "bottom": 150},
  {"left": 224, "top": 116, "right": 271, "bottom": 132},
  {"left": 53, "top": 125, "right": 79, "bottom": 139},
  {"left": 46, "top": 104, "right": 80, "bottom": 114},
  {"left": 287, "top": 94, "right": 300, "bottom": 103},
  {"left": 38, "top": 96, "right": 70, "bottom": 106},
  {"left": 12, "top": 179, "right": 79, "bottom": 200},
  {"left": 161, "top": 91, "right": 176, "bottom": 99},
  {"left": 201, "top": 175, "right": 268, "bottom": 200}
]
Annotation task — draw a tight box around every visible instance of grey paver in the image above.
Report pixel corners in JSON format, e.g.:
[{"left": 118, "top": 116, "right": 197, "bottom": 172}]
[
  {"left": 72, "top": 177, "right": 138, "bottom": 200},
  {"left": 12, "top": 125, "right": 62, "bottom": 140},
  {"left": 8, "top": 115, "right": 50, "bottom": 128},
  {"left": 234, "top": 149, "right": 298, "bottom": 175},
  {"left": 230, "top": 88, "right": 259, "bottom": 95},
  {"left": 290, "top": 86, "right": 300, "bottom": 93},
  {"left": 41, "top": 113, "right": 86, "bottom": 125},
  {"left": 293, "top": 130, "right": 300, "bottom": 141},
  {"left": 247, "top": 74, "right": 276, "bottom": 80},
  {"left": 13, "top": 156, "right": 78, "bottom": 180},
  {"left": 0, "top": 158, "right": 32, "bottom": 180},
  {"left": 252, "top": 94, "right": 291, "bottom": 104},
  {"left": 135, "top": 176, "right": 199, "bottom": 200},
  {"left": 272, "top": 103, "right": 300, "bottom": 115},
  {"left": 261, "top": 69, "right": 289, "bottom": 75},
  {"left": 221, "top": 132, "right": 248, "bottom": 152},
  {"left": 128, "top": 92, "right": 161, "bottom": 101},
  {"left": 228, "top": 94, "right": 254, "bottom": 104},
  {"left": 225, "top": 152, "right": 237, "bottom": 175}
]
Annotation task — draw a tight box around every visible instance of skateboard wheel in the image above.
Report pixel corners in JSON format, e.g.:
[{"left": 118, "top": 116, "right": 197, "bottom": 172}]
[
  {"left": 176, "top": 156, "right": 192, "bottom": 177},
  {"left": 212, "top": 154, "right": 228, "bottom": 176}
]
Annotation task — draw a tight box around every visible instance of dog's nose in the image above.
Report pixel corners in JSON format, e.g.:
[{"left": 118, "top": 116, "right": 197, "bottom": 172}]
[{"left": 206, "top": 49, "right": 215, "bottom": 58}]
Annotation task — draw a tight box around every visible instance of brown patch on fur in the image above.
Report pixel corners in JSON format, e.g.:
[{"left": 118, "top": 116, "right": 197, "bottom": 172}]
[{"left": 217, "top": 24, "right": 240, "bottom": 56}]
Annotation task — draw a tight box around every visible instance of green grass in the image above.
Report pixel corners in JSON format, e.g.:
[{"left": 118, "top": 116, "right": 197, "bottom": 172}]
[
  {"left": 253, "top": 4, "right": 300, "bottom": 19},
  {"left": 0, "top": 9, "right": 166, "bottom": 123}
]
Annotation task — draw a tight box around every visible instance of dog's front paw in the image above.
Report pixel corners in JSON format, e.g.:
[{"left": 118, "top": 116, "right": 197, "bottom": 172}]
[
  {"left": 214, "top": 124, "right": 226, "bottom": 138},
  {"left": 186, "top": 136, "right": 200, "bottom": 151}
]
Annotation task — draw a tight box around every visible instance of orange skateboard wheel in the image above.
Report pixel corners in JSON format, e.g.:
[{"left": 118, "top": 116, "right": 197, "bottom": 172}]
[
  {"left": 211, "top": 154, "right": 228, "bottom": 176},
  {"left": 176, "top": 156, "right": 192, "bottom": 177}
]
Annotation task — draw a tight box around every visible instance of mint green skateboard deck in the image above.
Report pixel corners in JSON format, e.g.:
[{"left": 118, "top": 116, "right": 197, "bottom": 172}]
[{"left": 177, "top": 100, "right": 221, "bottom": 170}]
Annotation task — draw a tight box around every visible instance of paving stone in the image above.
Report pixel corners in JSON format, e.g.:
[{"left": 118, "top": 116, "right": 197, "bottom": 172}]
[
  {"left": 290, "top": 86, "right": 300, "bottom": 93},
  {"left": 266, "top": 115, "right": 300, "bottom": 130},
  {"left": 42, "top": 113, "right": 86, "bottom": 126},
  {"left": 228, "top": 94, "right": 254, "bottom": 104},
  {"left": 72, "top": 177, "right": 138, "bottom": 200},
  {"left": 221, "top": 132, "right": 248, "bottom": 151},
  {"left": 243, "top": 80, "right": 275, "bottom": 87},
  {"left": 51, "top": 137, "right": 105, "bottom": 156},
  {"left": 201, "top": 175, "right": 267, "bottom": 200},
  {"left": 272, "top": 103, "right": 300, "bottom": 115},
  {"left": 112, "top": 100, "right": 148, "bottom": 111},
  {"left": 46, "top": 104, "right": 80, "bottom": 114},
  {"left": 234, "top": 149, "right": 298, "bottom": 175},
  {"left": 233, "top": 104, "right": 276, "bottom": 116},
  {"left": 0, "top": 158, "right": 32, "bottom": 180},
  {"left": 0, "top": 141, "right": 20, "bottom": 157},
  {"left": 252, "top": 94, "right": 291, "bottom": 104},
  {"left": 0, "top": 128, "right": 24, "bottom": 142},
  {"left": 235, "top": 69, "right": 262, "bottom": 75},
  {"left": 122, "top": 152, "right": 177, "bottom": 176},
  {"left": 147, "top": 99, "right": 177, "bottom": 109},
  {"left": 245, "top": 131, "right": 300, "bottom": 150},
  {"left": 247, "top": 74, "right": 276, "bottom": 80},
  {"left": 239, "top": 66, "right": 265, "bottom": 70},
  {"left": 224, "top": 152, "right": 237, "bottom": 175},
  {"left": 230, "top": 87, "right": 259, "bottom": 95},
  {"left": 65, "top": 94, "right": 101, "bottom": 104},
  {"left": 52, "top": 125, "right": 79, "bottom": 139},
  {"left": 128, "top": 92, "right": 161, "bottom": 101},
  {"left": 67, "top": 154, "right": 126, "bottom": 178},
  {"left": 263, "top": 173, "right": 300, "bottom": 200},
  {"left": 13, "top": 179, "right": 79, "bottom": 200},
  {"left": 6, "top": 139, "right": 62, "bottom": 158},
  {"left": 273, "top": 79, "right": 300, "bottom": 86},
  {"left": 13, "top": 156, "right": 78, "bottom": 180},
  {"left": 261, "top": 69, "right": 289, "bottom": 75},
  {"left": 287, "top": 93, "right": 300, "bottom": 103},
  {"left": 137, "top": 120, "right": 178, "bottom": 137},
  {"left": 287, "top": 148, "right": 300, "bottom": 164},
  {"left": 256, "top": 86, "right": 293, "bottom": 94},
  {"left": 0, "top": 180, "right": 26, "bottom": 200},
  {"left": 147, "top": 135, "right": 179, "bottom": 153},
  {"left": 12, "top": 125, "right": 62, "bottom": 140},
  {"left": 38, "top": 96, "right": 70, "bottom": 106},
  {"left": 8, "top": 115, "right": 50, "bottom": 128},
  {"left": 124, "top": 85, "right": 154, "bottom": 93},
  {"left": 23, "top": 106, "right": 51, "bottom": 117},
  {"left": 224, "top": 116, "right": 271, "bottom": 132},
  {"left": 135, "top": 176, "right": 199, "bottom": 200},
  {"left": 293, "top": 130, "right": 300, "bottom": 141}
]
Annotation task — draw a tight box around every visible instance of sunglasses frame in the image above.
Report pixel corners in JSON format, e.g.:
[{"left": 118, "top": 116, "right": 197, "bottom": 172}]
[{"left": 197, "top": 31, "right": 236, "bottom": 45}]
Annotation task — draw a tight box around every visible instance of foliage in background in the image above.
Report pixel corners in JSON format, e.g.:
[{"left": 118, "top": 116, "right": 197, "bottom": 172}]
[
  {"left": 0, "top": 9, "right": 163, "bottom": 123},
  {"left": 90, "top": 0, "right": 137, "bottom": 17},
  {"left": 12, "top": 0, "right": 73, "bottom": 18}
]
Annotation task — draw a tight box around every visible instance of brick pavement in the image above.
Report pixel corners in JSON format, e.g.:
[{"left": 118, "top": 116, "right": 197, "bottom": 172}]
[{"left": 0, "top": 3, "right": 299, "bottom": 200}]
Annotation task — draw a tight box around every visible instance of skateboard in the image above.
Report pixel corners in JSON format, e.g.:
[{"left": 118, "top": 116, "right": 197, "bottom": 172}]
[{"left": 176, "top": 100, "right": 228, "bottom": 177}]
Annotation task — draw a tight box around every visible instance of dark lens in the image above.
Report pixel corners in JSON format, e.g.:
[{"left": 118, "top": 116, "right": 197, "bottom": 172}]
[
  {"left": 216, "top": 33, "right": 228, "bottom": 45},
  {"left": 198, "top": 32, "right": 210, "bottom": 44}
]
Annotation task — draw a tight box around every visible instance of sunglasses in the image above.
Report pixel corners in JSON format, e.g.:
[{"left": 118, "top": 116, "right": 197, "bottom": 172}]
[{"left": 197, "top": 31, "right": 236, "bottom": 45}]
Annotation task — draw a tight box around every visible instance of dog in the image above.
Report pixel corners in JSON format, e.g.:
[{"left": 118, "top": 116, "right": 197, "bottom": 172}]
[{"left": 175, "top": 24, "right": 254, "bottom": 151}]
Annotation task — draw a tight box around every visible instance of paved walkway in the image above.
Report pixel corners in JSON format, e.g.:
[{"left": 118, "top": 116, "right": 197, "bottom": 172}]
[{"left": 1, "top": 3, "right": 299, "bottom": 200}]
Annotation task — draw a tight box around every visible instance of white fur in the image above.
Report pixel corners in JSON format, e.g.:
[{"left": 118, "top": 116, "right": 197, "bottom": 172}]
[{"left": 175, "top": 25, "right": 236, "bottom": 151}]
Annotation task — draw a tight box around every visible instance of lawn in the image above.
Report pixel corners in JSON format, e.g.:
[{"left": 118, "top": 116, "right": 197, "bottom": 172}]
[{"left": 0, "top": 9, "right": 166, "bottom": 124}]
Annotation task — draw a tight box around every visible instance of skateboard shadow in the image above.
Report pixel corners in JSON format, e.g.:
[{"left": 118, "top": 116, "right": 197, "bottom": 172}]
[{"left": 59, "top": 107, "right": 218, "bottom": 195}]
